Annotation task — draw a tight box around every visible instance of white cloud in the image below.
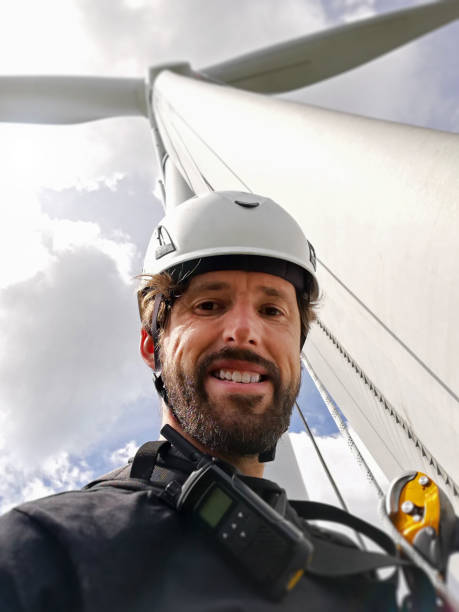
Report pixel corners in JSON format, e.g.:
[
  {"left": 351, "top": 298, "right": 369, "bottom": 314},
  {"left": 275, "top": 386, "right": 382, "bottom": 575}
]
[
  {"left": 0, "top": 1, "right": 95, "bottom": 75},
  {"left": 47, "top": 217, "right": 136, "bottom": 283},
  {"left": 0, "top": 178, "right": 138, "bottom": 288},
  {"left": 109, "top": 440, "right": 138, "bottom": 466},
  {"left": 0, "top": 212, "right": 150, "bottom": 468},
  {"left": 0, "top": 146, "right": 159, "bottom": 488},
  {"left": 20, "top": 478, "right": 56, "bottom": 503},
  {"left": 0, "top": 183, "right": 55, "bottom": 289},
  {"left": 0, "top": 450, "right": 94, "bottom": 514},
  {"left": 0, "top": 119, "right": 155, "bottom": 194}
]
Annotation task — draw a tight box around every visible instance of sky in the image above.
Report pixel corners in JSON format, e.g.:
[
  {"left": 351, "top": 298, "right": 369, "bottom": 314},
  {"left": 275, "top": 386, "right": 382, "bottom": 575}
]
[{"left": 0, "top": 0, "right": 458, "bottom": 546}]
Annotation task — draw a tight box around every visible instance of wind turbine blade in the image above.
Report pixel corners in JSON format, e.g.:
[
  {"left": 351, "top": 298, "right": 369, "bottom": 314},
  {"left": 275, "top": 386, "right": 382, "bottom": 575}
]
[
  {"left": 0, "top": 76, "right": 147, "bottom": 124},
  {"left": 153, "top": 70, "right": 459, "bottom": 510},
  {"left": 200, "top": 0, "right": 459, "bottom": 93}
]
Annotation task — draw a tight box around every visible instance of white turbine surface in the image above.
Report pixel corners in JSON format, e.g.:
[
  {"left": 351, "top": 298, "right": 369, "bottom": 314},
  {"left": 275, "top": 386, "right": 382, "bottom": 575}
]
[
  {"left": 201, "top": 0, "right": 459, "bottom": 93},
  {"left": 153, "top": 69, "right": 459, "bottom": 512},
  {"left": 0, "top": 76, "right": 147, "bottom": 124}
]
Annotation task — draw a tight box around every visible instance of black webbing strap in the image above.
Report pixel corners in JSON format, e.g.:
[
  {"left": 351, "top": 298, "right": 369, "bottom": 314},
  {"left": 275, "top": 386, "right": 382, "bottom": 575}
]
[
  {"left": 290, "top": 500, "right": 406, "bottom": 575},
  {"left": 151, "top": 293, "right": 163, "bottom": 372},
  {"left": 130, "top": 440, "right": 170, "bottom": 480},
  {"left": 291, "top": 500, "right": 396, "bottom": 553},
  {"left": 308, "top": 537, "right": 403, "bottom": 576},
  {"left": 291, "top": 499, "right": 439, "bottom": 610}
]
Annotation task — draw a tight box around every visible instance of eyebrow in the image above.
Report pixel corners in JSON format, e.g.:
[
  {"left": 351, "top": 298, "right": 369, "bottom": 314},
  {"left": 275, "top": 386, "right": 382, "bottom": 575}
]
[
  {"left": 258, "top": 286, "right": 288, "bottom": 300},
  {"left": 189, "top": 281, "right": 289, "bottom": 300},
  {"left": 190, "top": 281, "right": 231, "bottom": 293}
]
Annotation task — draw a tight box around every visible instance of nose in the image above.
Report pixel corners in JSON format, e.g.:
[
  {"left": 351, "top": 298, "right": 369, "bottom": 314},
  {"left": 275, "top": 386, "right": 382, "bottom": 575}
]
[{"left": 223, "top": 301, "right": 260, "bottom": 347}]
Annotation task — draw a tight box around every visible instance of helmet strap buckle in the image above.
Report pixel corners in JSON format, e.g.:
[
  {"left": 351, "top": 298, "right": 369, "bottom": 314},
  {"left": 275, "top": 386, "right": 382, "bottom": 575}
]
[{"left": 258, "top": 446, "right": 276, "bottom": 463}]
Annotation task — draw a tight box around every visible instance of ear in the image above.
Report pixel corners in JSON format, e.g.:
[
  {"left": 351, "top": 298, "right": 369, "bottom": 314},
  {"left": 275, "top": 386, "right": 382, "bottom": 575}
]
[{"left": 140, "top": 327, "right": 156, "bottom": 369}]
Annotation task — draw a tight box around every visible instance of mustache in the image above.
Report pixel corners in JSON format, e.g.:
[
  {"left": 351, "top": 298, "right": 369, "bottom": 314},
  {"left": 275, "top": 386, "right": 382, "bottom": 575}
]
[{"left": 198, "top": 347, "right": 280, "bottom": 383}]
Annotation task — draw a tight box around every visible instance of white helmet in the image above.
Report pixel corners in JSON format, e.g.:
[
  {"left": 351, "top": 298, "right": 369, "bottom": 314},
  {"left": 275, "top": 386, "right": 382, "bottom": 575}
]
[{"left": 142, "top": 190, "right": 318, "bottom": 296}]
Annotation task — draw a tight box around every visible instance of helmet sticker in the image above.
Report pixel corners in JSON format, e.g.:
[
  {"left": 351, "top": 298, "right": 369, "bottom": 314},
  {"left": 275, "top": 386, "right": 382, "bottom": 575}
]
[{"left": 154, "top": 226, "right": 176, "bottom": 260}]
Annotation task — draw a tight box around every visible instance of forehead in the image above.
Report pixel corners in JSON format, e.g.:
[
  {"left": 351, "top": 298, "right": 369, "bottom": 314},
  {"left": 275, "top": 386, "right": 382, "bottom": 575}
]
[{"left": 185, "top": 269, "right": 297, "bottom": 301}]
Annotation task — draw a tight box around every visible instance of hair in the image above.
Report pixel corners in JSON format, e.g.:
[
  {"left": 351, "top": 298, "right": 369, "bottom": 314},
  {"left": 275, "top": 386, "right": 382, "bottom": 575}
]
[{"left": 137, "top": 270, "right": 319, "bottom": 346}]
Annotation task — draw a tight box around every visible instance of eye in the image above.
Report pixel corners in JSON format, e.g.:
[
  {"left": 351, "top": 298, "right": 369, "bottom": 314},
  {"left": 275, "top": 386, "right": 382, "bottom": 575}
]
[
  {"left": 195, "top": 300, "right": 221, "bottom": 312},
  {"left": 260, "top": 305, "right": 283, "bottom": 317}
]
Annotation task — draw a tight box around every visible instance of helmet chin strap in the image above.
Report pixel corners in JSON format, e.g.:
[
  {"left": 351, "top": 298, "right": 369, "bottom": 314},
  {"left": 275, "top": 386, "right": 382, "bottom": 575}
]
[
  {"left": 150, "top": 292, "right": 163, "bottom": 373},
  {"left": 150, "top": 291, "right": 179, "bottom": 419},
  {"left": 153, "top": 371, "right": 169, "bottom": 405},
  {"left": 150, "top": 292, "right": 194, "bottom": 432}
]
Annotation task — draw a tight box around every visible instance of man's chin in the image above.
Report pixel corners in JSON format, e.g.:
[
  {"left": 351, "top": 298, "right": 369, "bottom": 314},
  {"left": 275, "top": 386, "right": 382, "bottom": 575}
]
[{"left": 162, "top": 359, "right": 296, "bottom": 457}]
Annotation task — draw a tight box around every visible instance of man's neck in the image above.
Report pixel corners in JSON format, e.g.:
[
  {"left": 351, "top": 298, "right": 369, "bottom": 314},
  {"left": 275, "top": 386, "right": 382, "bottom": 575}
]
[{"left": 160, "top": 410, "right": 265, "bottom": 478}]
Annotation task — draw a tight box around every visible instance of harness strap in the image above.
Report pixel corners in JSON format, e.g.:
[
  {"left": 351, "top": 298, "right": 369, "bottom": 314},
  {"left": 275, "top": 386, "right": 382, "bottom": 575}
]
[
  {"left": 290, "top": 500, "right": 396, "bottom": 554},
  {"left": 130, "top": 440, "right": 170, "bottom": 480},
  {"left": 291, "top": 500, "right": 438, "bottom": 610},
  {"left": 309, "top": 537, "right": 402, "bottom": 576}
]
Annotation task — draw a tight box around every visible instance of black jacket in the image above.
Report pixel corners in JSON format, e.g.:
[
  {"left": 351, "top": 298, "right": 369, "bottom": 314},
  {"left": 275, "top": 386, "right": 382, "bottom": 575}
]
[{"left": 0, "top": 451, "right": 398, "bottom": 611}]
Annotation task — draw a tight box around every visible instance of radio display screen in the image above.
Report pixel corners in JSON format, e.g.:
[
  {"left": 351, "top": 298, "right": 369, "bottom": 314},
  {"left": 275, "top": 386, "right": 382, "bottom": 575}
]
[{"left": 199, "top": 486, "right": 233, "bottom": 527}]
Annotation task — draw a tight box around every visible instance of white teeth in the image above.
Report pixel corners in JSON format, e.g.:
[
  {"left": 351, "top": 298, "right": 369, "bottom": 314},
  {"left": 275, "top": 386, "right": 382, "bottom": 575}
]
[{"left": 215, "top": 369, "right": 261, "bottom": 383}]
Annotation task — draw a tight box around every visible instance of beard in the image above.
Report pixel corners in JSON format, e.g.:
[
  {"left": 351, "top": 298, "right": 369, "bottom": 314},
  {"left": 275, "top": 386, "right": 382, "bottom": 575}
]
[{"left": 161, "top": 346, "right": 300, "bottom": 457}]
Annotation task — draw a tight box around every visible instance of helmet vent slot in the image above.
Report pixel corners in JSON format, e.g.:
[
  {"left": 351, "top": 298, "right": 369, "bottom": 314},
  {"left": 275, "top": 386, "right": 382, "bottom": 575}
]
[{"left": 234, "top": 200, "right": 260, "bottom": 209}]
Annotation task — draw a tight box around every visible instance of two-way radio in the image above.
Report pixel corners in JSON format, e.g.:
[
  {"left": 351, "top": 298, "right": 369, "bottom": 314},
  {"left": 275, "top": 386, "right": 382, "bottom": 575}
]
[{"left": 160, "top": 424, "right": 313, "bottom": 600}]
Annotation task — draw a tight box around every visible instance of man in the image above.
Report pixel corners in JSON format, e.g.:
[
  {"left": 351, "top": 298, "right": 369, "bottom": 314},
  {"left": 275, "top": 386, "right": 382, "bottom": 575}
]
[
  {"left": 0, "top": 191, "right": 415, "bottom": 610},
  {"left": 137, "top": 190, "right": 318, "bottom": 477}
]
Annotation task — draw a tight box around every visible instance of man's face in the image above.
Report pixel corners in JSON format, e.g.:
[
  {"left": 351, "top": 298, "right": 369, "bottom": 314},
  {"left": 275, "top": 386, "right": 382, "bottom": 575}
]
[{"left": 160, "top": 270, "right": 302, "bottom": 457}]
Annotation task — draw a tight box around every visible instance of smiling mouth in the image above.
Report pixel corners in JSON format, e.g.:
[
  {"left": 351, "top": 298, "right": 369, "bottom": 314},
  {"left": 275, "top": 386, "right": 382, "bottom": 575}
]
[{"left": 211, "top": 369, "right": 268, "bottom": 384}]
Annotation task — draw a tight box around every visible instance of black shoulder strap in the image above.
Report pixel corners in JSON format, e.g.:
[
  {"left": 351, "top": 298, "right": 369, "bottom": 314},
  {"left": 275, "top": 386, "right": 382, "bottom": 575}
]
[
  {"left": 291, "top": 499, "right": 404, "bottom": 573},
  {"left": 290, "top": 500, "right": 396, "bottom": 554},
  {"left": 130, "top": 440, "right": 171, "bottom": 480}
]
